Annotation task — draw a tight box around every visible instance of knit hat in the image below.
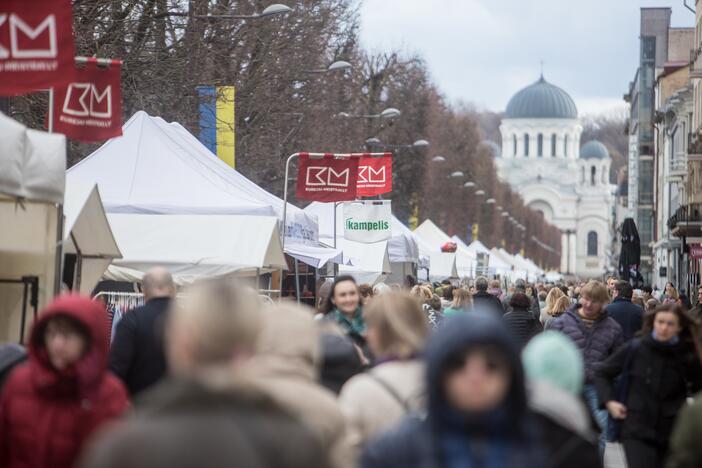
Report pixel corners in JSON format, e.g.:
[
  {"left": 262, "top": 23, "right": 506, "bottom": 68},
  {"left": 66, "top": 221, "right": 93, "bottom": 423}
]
[{"left": 522, "top": 331, "right": 583, "bottom": 396}]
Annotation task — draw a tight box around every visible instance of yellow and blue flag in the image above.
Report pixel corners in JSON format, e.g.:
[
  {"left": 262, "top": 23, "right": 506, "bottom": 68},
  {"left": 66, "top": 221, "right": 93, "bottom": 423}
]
[{"left": 197, "top": 86, "right": 236, "bottom": 167}]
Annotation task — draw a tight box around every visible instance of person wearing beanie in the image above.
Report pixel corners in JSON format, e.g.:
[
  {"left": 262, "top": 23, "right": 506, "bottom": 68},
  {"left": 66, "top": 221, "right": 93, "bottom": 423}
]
[{"left": 523, "top": 332, "right": 601, "bottom": 468}]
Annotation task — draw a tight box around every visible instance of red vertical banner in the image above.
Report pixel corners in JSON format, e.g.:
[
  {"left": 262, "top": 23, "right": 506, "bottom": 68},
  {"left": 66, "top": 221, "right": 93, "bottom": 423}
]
[
  {"left": 357, "top": 153, "right": 392, "bottom": 196},
  {"left": 0, "top": 0, "right": 75, "bottom": 95},
  {"left": 52, "top": 60, "right": 123, "bottom": 141},
  {"left": 296, "top": 154, "right": 359, "bottom": 202}
]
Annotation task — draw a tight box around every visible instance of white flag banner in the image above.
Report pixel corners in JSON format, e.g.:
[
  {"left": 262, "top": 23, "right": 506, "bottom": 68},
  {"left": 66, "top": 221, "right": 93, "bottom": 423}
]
[{"left": 343, "top": 200, "right": 392, "bottom": 243}]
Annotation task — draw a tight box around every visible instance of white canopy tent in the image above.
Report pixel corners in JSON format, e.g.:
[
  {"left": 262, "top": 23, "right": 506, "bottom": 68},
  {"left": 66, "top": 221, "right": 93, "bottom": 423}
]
[
  {"left": 334, "top": 238, "right": 391, "bottom": 285},
  {"left": 104, "top": 214, "right": 287, "bottom": 284},
  {"left": 414, "top": 220, "right": 475, "bottom": 278},
  {"left": 497, "top": 248, "right": 528, "bottom": 280},
  {"left": 66, "top": 111, "right": 341, "bottom": 269},
  {"left": 63, "top": 183, "right": 122, "bottom": 294},
  {"left": 0, "top": 112, "right": 66, "bottom": 343}
]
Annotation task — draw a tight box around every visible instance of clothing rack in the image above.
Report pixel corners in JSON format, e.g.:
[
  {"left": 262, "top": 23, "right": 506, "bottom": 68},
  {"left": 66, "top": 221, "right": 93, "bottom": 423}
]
[{"left": 93, "top": 292, "right": 145, "bottom": 343}]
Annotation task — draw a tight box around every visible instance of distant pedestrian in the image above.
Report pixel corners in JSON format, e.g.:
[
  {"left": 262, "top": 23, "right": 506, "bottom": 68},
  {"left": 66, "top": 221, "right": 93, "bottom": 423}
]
[
  {"left": 322, "top": 276, "right": 366, "bottom": 350},
  {"left": 605, "top": 280, "right": 644, "bottom": 342},
  {"left": 472, "top": 276, "right": 505, "bottom": 316},
  {"left": 339, "top": 293, "right": 428, "bottom": 454},
  {"left": 687, "top": 285, "right": 702, "bottom": 322},
  {"left": 503, "top": 292, "right": 543, "bottom": 349},
  {"left": 110, "top": 267, "right": 175, "bottom": 396},
  {"left": 361, "top": 312, "right": 545, "bottom": 468},
  {"left": 442, "top": 288, "right": 471, "bottom": 318},
  {"left": 0, "top": 295, "right": 128, "bottom": 468},
  {"left": 359, "top": 284, "right": 374, "bottom": 307},
  {"left": 540, "top": 287, "right": 565, "bottom": 326},
  {"left": 663, "top": 282, "right": 681, "bottom": 305},
  {"left": 411, "top": 285, "right": 442, "bottom": 327},
  {"left": 542, "top": 295, "right": 571, "bottom": 329}
]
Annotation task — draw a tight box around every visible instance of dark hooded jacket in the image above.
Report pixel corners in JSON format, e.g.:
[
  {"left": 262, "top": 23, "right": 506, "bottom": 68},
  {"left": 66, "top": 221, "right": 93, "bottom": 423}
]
[
  {"left": 361, "top": 312, "right": 545, "bottom": 468},
  {"left": 604, "top": 297, "right": 643, "bottom": 342},
  {"left": 0, "top": 295, "right": 129, "bottom": 468},
  {"left": 546, "top": 306, "right": 623, "bottom": 383},
  {"left": 472, "top": 291, "right": 505, "bottom": 317}
]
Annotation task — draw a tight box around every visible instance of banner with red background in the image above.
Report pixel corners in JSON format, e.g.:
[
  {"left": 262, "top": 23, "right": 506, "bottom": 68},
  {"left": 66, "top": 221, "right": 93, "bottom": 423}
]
[
  {"left": 357, "top": 153, "right": 392, "bottom": 197},
  {"left": 296, "top": 154, "right": 359, "bottom": 202}
]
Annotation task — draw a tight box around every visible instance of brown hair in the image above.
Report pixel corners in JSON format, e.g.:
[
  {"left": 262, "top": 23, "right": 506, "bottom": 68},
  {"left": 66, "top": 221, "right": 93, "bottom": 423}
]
[
  {"left": 579, "top": 280, "right": 610, "bottom": 305},
  {"left": 451, "top": 288, "right": 472, "bottom": 309},
  {"left": 642, "top": 303, "right": 702, "bottom": 362},
  {"left": 410, "top": 285, "right": 433, "bottom": 303},
  {"left": 550, "top": 295, "right": 571, "bottom": 317},
  {"left": 359, "top": 283, "right": 374, "bottom": 298},
  {"left": 363, "top": 292, "right": 429, "bottom": 359}
]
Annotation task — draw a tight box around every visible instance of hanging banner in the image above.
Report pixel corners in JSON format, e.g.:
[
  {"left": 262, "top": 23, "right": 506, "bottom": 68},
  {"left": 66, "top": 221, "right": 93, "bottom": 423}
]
[
  {"left": 690, "top": 244, "right": 702, "bottom": 260},
  {"left": 357, "top": 153, "right": 392, "bottom": 196},
  {"left": 197, "top": 85, "right": 236, "bottom": 167},
  {"left": 52, "top": 60, "right": 123, "bottom": 142},
  {"left": 0, "top": 0, "right": 75, "bottom": 95},
  {"left": 296, "top": 153, "right": 358, "bottom": 202},
  {"left": 343, "top": 200, "right": 392, "bottom": 243}
]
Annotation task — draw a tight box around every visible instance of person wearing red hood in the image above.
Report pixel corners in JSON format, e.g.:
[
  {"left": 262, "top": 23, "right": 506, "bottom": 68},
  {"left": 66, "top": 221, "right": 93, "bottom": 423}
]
[{"left": 0, "top": 294, "right": 129, "bottom": 468}]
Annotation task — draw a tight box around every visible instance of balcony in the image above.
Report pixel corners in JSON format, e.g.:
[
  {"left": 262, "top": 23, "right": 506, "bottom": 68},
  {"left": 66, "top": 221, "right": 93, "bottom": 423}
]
[
  {"left": 670, "top": 151, "right": 688, "bottom": 178},
  {"left": 668, "top": 204, "right": 702, "bottom": 237}
]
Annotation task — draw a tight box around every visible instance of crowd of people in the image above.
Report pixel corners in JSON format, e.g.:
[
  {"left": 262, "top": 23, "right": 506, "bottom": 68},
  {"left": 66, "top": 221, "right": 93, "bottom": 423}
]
[{"left": 2, "top": 268, "right": 702, "bottom": 468}]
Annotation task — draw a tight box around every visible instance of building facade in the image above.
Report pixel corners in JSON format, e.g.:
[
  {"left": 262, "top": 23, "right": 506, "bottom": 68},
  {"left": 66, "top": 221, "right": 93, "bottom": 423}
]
[{"left": 496, "top": 76, "right": 615, "bottom": 278}]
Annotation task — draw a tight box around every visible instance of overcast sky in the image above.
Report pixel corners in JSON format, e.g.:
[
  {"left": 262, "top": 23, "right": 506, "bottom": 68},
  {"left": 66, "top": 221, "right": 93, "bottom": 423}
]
[{"left": 359, "top": 0, "right": 694, "bottom": 116}]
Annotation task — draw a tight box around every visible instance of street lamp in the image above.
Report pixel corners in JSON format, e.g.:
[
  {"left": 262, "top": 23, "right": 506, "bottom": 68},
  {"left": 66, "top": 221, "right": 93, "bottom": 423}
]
[
  {"left": 432, "top": 155, "right": 446, "bottom": 163},
  {"left": 450, "top": 171, "right": 465, "bottom": 178},
  {"left": 338, "top": 107, "right": 400, "bottom": 119},
  {"left": 463, "top": 181, "right": 475, "bottom": 188},
  {"left": 198, "top": 3, "right": 292, "bottom": 19},
  {"left": 303, "top": 60, "right": 353, "bottom": 74},
  {"left": 496, "top": 205, "right": 503, "bottom": 211},
  {"left": 475, "top": 189, "right": 485, "bottom": 196},
  {"left": 486, "top": 198, "right": 496, "bottom": 204},
  {"left": 365, "top": 138, "right": 430, "bottom": 150},
  {"left": 501, "top": 212, "right": 510, "bottom": 217}
]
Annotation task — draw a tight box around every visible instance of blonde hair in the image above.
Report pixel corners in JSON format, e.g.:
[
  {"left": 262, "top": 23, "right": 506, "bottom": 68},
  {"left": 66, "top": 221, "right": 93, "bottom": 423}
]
[
  {"left": 169, "top": 277, "right": 263, "bottom": 367},
  {"left": 363, "top": 292, "right": 429, "bottom": 359},
  {"left": 544, "top": 288, "right": 565, "bottom": 314},
  {"left": 451, "top": 288, "right": 472, "bottom": 309},
  {"left": 410, "top": 285, "right": 433, "bottom": 303},
  {"left": 550, "top": 296, "right": 571, "bottom": 317},
  {"left": 580, "top": 280, "right": 610, "bottom": 305}
]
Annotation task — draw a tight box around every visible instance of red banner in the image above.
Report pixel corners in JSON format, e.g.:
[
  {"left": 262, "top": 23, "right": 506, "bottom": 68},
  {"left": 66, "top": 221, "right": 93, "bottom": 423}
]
[
  {"left": 0, "top": 0, "right": 75, "bottom": 95},
  {"left": 690, "top": 244, "right": 702, "bottom": 260},
  {"left": 296, "top": 154, "right": 359, "bottom": 202},
  {"left": 357, "top": 154, "right": 392, "bottom": 197},
  {"left": 52, "top": 60, "right": 123, "bottom": 141}
]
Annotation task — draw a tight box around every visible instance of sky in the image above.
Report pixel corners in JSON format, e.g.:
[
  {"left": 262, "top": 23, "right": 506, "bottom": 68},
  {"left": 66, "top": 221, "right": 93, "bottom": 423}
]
[{"left": 359, "top": 0, "right": 694, "bottom": 117}]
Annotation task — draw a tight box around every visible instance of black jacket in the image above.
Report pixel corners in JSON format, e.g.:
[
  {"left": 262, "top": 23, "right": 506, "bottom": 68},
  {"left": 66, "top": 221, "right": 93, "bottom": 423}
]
[
  {"left": 503, "top": 307, "right": 543, "bottom": 349},
  {"left": 604, "top": 297, "right": 644, "bottom": 341},
  {"left": 472, "top": 290, "right": 505, "bottom": 317},
  {"left": 109, "top": 297, "right": 171, "bottom": 396},
  {"left": 595, "top": 335, "right": 702, "bottom": 444}
]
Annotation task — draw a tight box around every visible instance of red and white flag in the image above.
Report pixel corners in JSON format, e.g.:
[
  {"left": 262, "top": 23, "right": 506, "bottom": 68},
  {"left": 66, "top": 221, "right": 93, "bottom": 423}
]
[
  {"left": 0, "top": 0, "right": 75, "bottom": 95},
  {"left": 52, "top": 60, "right": 123, "bottom": 141},
  {"left": 357, "top": 153, "right": 392, "bottom": 197},
  {"left": 296, "top": 154, "right": 359, "bottom": 202}
]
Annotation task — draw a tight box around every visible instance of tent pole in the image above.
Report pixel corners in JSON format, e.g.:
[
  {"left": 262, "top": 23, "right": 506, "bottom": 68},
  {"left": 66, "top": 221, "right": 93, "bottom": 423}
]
[
  {"left": 281, "top": 153, "right": 300, "bottom": 253},
  {"left": 48, "top": 88, "right": 54, "bottom": 133},
  {"left": 294, "top": 258, "right": 301, "bottom": 304}
]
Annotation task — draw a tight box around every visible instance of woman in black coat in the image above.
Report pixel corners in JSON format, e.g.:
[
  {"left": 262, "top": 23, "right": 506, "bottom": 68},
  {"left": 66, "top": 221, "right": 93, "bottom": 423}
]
[
  {"left": 595, "top": 303, "right": 702, "bottom": 468},
  {"left": 503, "top": 292, "right": 543, "bottom": 349}
]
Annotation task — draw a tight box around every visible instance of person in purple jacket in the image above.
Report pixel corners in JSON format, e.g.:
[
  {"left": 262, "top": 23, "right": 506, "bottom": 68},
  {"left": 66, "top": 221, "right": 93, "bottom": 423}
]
[{"left": 546, "top": 280, "right": 623, "bottom": 454}]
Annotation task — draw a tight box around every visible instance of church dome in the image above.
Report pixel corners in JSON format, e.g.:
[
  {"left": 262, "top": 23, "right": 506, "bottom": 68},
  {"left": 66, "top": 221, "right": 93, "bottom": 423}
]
[
  {"left": 580, "top": 140, "right": 609, "bottom": 159},
  {"left": 505, "top": 76, "right": 578, "bottom": 119}
]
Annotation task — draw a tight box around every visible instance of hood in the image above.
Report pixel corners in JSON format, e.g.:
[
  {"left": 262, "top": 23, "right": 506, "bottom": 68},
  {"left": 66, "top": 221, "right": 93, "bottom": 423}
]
[
  {"left": 426, "top": 312, "right": 527, "bottom": 432},
  {"left": 527, "top": 380, "right": 594, "bottom": 441},
  {"left": 28, "top": 294, "right": 110, "bottom": 398},
  {"left": 522, "top": 331, "right": 583, "bottom": 396},
  {"left": 251, "top": 304, "right": 320, "bottom": 381}
]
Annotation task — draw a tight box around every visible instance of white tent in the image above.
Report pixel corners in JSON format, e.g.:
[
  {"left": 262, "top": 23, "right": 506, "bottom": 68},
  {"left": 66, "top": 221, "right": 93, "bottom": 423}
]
[
  {"left": 334, "top": 238, "right": 391, "bottom": 285},
  {"left": 66, "top": 111, "right": 340, "bottom": 269},
  {"left": 104, "top": 214, "right": 286, "bottom": 284},
  {"left": 63, "top": 183, "right": 122, "bottom": 294},
  {"left": 414, "top": 220, "right": 475, "bottom": 278},
  {"left": 497, "top": 248, "right": 528, "bottom": 280},
  {"left": 0, "top": 112, "right": 66, "bottom": 342}
]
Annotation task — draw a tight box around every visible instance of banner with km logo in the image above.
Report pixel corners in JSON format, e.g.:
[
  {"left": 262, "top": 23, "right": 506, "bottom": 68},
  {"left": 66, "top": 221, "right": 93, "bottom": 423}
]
[{"left": 343, "top": 200, "right": 392, "bottom": 243}]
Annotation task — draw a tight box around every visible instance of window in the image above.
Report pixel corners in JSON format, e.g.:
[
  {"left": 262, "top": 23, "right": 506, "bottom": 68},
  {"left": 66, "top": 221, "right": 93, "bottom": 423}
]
[
  {"left": 537, "top": 133, "right": 543, "bottom": 157},
  {"left": 587, "top": 231, "right": 598, "bottom": 256},
  {"left": 591, "top": 166, "right": 596, "bottom": 186},
  {"left": 524, "top": 134, "right": 530, "bottom": 156},
  {"left": 580, "top": 166, "right": 585, "bottom": 184},
  {"left": 551, "top": 134, "right": 557, "bottom": 157},
  {"left": 602, "top": 165, "right": 607, "bottom": 183},
  {"left": 564, "top": 135, "right": 569, "bottom": 156},
  {"left": 513, "top": 135, "right": 517, "bottom": 156}
]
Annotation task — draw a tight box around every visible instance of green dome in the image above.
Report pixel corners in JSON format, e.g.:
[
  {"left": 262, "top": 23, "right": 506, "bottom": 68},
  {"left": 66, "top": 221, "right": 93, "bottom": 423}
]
[
  {"left": 580, "top": 140, "right": 609, "bottom": 159},
  {"left": 505, "top": 76, "right": 578, "bottom": 119}
]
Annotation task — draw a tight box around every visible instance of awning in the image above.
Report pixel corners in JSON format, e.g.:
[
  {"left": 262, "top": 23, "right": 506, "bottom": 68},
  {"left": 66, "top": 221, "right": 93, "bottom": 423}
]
[
  {"left": 104, "top": 214, "right": 287, "bottom": 284},
  {"left": 285, "top": 243, "right": 346, "bottom": 269},
  {"left": 63, "top": 183, "right": 122, "bottom": 294},
  {"left": 427, "top": 253, "right": 459, "bottom": 280},
  {"left": 329, "top": 238, "right": 391, "bottom": 285}
]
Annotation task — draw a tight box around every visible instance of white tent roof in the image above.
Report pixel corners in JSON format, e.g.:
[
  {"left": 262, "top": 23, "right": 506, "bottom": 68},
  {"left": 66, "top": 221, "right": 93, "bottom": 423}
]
[
  {"left": 335, "top": 238, "right": 391, "bottom": 285},
  {"left": 303, "top": 202, "right": 418, "bottom": 264},
  {"left": 414, "top": 220, "right": 475, "bottom": 277},
  {"left": 104, "top": 214, "right": 286, "bottom": 284},
  {"left": 63, "top": 183, "right": 122, "bottom": 294},
  {"left": 427, "top": 253, "right": 459, "bottom": 280},
  {"left": 466, "top": 239, "right": 491, "bottom": 256}
]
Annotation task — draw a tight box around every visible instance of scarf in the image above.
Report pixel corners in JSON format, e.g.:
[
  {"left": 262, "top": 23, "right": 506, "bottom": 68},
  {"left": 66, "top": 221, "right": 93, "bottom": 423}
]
[
  {"left": 651, "top": 330, "right": 680, "bottom": 345},
  {"left": 437, "top": 407, "right": 511, "bottom": 468},
  {"left": 332, "top": 307, "right": 365, "bottom": 336}
]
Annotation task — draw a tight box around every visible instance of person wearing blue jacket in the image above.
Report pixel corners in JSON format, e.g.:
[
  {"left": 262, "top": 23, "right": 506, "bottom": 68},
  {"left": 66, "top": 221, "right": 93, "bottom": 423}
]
[
  {"left": 361, "top": 312, "right": 545, "bottom": 468},
  {"left": 605, "top": 280, "right": 644, "bottom": 342}
]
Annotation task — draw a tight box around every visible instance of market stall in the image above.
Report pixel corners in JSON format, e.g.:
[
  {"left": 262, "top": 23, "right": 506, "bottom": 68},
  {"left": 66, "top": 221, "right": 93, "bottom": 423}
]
[{"left": 414, "top": 220, "right": 476, "bottom": 278}]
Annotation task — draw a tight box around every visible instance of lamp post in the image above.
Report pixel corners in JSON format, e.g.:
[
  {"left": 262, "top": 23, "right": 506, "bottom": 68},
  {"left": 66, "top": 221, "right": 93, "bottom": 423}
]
[
  {"left": 197, "top": 3, "right": 292, "bottom": 19},
  {"left": 303, "top": 60, "right": 353, "bottom": 74},
  {"left": 339, "top": 107, "right": 401, "bottom": 119},
  {"left": 364, "top": 138, "right": 430, "bottom": 151}
]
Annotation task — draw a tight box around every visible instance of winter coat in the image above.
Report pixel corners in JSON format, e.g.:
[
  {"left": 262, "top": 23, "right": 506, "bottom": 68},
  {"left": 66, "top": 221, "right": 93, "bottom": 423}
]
[
  {"left": 109, "top": 297, "right": 171, "bottom": 396},
  {"left": 528, "top": 381, "right": 601, "bottom": 468},
  {"left": 604, "top": 297, "right": 644, "bottom": 341},
  {"left": 472, "top": 290, "right": 505, "bottom": 317},
  {"left": 0, "top": 345, "right": 26, "bottom": 389},
  {"left": 247, "top": 307, "right": 353, "bottom": 468},
  {"left": 319, "top": 331, "right": 364, "bottom": 394},
  {"left": 666, "top": 391, "right": 702, "bottom": 468},
  {"left": 503, "top": 306, "right": 543, "bottom": 349},
  {"left": 339, "top": 360, "right": 424, "bottom": 453},
  {"left": 540, "top": 310, "right": 564, "bottom": 329},
  {"left": 595, "top": 335, "right": 702, "bottom": 445},
  {"left": 546, "top": 307, "right": 623, "bottom": 382},
  {"left": 503, "top": 292, "right": 541, "bottom": 320},
  {"left": 361, "top": 313, "right": 546, "bottom": 468},
  {"left": 79, "top": 376, "right": 328, "bottom": 468},
  {"left": 0, "top": 295, "right": 129, "bottom": 468}
]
